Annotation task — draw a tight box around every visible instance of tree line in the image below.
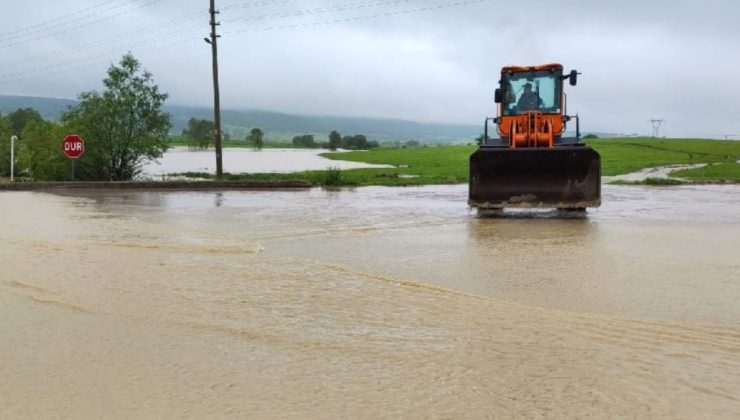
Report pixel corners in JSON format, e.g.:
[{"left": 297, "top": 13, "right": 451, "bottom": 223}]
[
  {"left": 290, "top": 131, "right": 379, "bottom": 150},
  {"left": 180, "top": 119, "right": 265, "bottom": 150},
  {"left": 180, "top": 119, "right": 380, "bottom": 152}
]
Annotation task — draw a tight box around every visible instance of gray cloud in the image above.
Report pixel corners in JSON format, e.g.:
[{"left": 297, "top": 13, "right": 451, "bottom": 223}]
[{"left": 1, "top": 0, "right": 739, "bottom": 138}]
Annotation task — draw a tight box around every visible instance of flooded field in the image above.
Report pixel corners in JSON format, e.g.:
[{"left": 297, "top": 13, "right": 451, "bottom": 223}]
[
  {"left": 141, "top": 148, "right": 392, "bottom": 178},
  {"left": 1, "top": 184, "right": 739, "bottom": 418}
]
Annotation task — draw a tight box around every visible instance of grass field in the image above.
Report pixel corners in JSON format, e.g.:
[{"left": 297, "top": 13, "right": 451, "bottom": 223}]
[
  {"left": 587, "top": 138, "right": 740, "bottom": 175},
  {"left": 174, "top": 137, "right": 740, "bottom": 186},
  {"left": 670, "top": 162, "right": 740, "bottom": 181}
]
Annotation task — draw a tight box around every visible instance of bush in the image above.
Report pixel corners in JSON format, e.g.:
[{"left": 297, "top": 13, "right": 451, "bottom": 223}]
[
  {"left": 642, "top": 177, "right": 683, "bottom": 185},
  {"left": 323, "top": 167, "right": 342, "bottom": 186}
]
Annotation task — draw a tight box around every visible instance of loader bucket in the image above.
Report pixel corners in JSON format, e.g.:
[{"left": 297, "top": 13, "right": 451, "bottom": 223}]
[{"left": 469, "top": 146, "right": 601, "bottom": 209}]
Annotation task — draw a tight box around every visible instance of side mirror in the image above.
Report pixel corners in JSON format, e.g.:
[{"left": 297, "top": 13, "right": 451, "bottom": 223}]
[
  {"left": 569, "top": 69, "right": 578, "bottom": 86},
  {"left": 494, "top": 88, "right": 502, "bottom": 103}
]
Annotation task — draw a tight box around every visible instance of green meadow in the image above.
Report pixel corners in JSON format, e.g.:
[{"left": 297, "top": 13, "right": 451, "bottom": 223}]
[
  {"left": 670, "top": 162, "right": 740, "bottom": 181},
  {"left": 587, "top": 138, "right": 740, "bottom": 176}
]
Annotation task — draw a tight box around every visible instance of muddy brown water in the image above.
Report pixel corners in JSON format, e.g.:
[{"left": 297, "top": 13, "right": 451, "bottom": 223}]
[
  {"left": 1, "top": 184, "right": 739, "bottom": 418},
  {"left": 36, "top": 184, "right": 739, "bottom": 324}
]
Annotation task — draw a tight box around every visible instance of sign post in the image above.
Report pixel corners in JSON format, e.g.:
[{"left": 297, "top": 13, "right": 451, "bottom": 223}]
[
  {"left": 62, "top": 134, "right": 85, "bottom": 180},
  {"left": 10, "top": 135, "right": 17, "bottom": 182}
]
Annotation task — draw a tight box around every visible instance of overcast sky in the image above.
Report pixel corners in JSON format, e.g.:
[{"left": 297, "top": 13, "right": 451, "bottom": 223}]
[{"left": 1, "top": 0, "right": 738, "bottom": 138}]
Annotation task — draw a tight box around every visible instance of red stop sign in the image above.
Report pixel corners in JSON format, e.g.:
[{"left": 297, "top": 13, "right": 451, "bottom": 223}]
[{"left": 62, "top": 134, "right": 85, "bottom": 159}]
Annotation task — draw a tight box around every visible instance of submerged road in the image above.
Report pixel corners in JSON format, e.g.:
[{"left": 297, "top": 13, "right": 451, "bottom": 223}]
[
  {"left": 1, "top": 184, "right": 739, "bottom": 418},
  {"left": 41, "top": 183, "right": 740, "bottom": 325}
]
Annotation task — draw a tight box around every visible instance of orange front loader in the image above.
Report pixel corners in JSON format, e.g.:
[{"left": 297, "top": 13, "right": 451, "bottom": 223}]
[{"left": 469, "top": 63, "right": 601, "bottom": 210}]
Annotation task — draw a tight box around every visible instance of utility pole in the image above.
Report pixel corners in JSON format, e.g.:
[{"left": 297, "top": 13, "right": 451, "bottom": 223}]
[{"left": 206, "top": 0, "right": 223, "bottom": 178}]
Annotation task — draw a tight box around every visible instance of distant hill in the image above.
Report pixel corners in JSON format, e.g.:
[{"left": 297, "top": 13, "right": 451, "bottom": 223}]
[
  {"left": 0, "top": 95, "right": 479, "bottom": 143},
  {"left": 0, "top": 95, "right": 77, "bottom": 119}
]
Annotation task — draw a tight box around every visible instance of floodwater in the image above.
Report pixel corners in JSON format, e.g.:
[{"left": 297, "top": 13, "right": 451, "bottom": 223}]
[
  {"left": 603, "top": 163, "right": 708, "bottom": 182},
  {"left": 141, "top": 148, "right": 392, "bottom": 178},
  {"left": 1, "top": 184, "right": 740, "bottom": 418}
]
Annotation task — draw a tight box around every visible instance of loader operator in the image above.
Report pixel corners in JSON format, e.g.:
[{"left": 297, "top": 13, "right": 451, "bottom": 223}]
[{"left": 517, "top": 83, "right": 543, "bottom": 112}]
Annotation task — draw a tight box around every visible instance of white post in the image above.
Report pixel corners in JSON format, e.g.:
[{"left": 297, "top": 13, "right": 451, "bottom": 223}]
[{"left": 10, "top": 135, "right": 17, "bottom": 182}]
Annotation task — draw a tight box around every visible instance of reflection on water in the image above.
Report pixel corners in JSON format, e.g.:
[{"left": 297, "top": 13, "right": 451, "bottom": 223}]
[{"left": 214, "top": 191, "right": 224, "bottom": 207}]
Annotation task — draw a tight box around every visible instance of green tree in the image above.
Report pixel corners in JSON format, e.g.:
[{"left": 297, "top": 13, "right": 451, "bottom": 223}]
[
  {"left": 328, "top": 130, "right": 341, "bottom": 151},
  {"left": 0, "top": 117, "right": 12, "bottom": 176},
  {"left": 18, "top": 120, "right": 70, "bottom": 181},
  {"left": 7, "top": 108, "right": 44, "bottom": 137},
  {"left": 341, "top": 134, "right": 375, "bottom": 150},
  {"left": 292, "top": 134, "right": 316, "bottom": 148},
  {"left": 62, "top": 53, "right": 171, "bottom": 181},
  {"left": 182, "top": 117, "right": 214, "bottom": 149},
  {"left": 404, "top": 140, "right": 420, "bottom": 148},
  {"left": 248, "top": 127, "right": 264, "bottom": 150}
]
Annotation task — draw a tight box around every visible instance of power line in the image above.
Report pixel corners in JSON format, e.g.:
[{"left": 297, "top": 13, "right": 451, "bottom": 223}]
[
  {"left": 0, "top": 0, "right": 343, "bottom": 73},
  {"left": 0, "top": 0, "right": 491, "bottom": 85},
  {"left": 0, "top": 35, "right": 201, "bottom": 86},
  {"left": 0, "top": 0, "right": 122, "bottom": 39},
  {"left": 0, "top": 17, "right": 205, "bottom": 81},
  {"left": 221, "top": 0, "right": 304, "bottom": 11},
  {"left": 227, "top": 0, "right": 490, "bottom": 34},
  {"left": 0, "top": 13, "right": 204, "bottom": 71},
  {"left": 0, "top": 29, "right": 202, "bottom": 85},
  {"left": 0, "top": 0, "right": 167, "bottom": 48},
  {"left": 223, "top": 0, "right": 415, "bottom": 23}
]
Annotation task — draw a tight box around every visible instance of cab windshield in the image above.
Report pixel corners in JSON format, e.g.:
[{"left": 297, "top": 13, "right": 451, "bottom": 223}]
[{"left": 502, "top": 70, "right": 562, "bottom": 115}]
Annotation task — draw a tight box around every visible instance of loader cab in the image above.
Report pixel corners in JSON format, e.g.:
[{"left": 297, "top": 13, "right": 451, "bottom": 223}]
[
  {"left": 501, "top": 69, "right": 563, "bottom": 116},
  {"left": 488, "top": 64, "right": 576, "bottom": 146}
]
